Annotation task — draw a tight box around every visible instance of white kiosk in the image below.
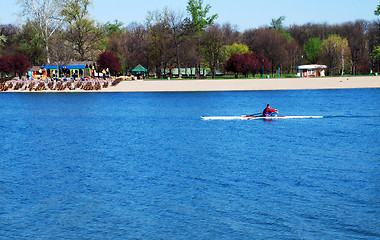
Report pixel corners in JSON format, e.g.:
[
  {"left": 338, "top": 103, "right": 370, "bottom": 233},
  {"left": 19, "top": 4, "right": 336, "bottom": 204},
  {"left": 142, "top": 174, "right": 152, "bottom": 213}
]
[{"left": 296, "top": 65, "right": 327, "bottom": 77}]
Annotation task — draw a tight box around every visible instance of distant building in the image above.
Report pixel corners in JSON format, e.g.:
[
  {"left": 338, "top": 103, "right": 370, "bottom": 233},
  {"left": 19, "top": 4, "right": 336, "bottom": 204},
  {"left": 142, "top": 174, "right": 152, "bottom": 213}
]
[
  {"left": 132, "top": 64, "right": 147, "bottom": 79},
  {"left": 30, "top": 66, "right": 46, "bottom": 79},
  {"left": 296, "top": 65, "right": 327, "bottom": 77},
  {"left": 163, "top": 68, "right": 224, "bottom": 78},
  {"left": 30, "top": 61, "right": 96, "bottom": 79}
]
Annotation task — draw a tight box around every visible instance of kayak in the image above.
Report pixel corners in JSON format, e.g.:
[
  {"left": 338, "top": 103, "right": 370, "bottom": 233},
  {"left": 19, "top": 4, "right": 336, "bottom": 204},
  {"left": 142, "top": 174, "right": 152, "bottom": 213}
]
[{"left": 201, "top": 115, "right": 323, "bottom": 120}]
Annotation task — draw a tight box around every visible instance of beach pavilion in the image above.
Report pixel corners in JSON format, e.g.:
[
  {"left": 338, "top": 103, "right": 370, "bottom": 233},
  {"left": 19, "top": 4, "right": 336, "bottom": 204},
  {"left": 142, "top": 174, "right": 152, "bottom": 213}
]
[
  {"left": 132, "top": 64, "right": 147, "bottom": 79},
  {"left": 61, "top": 61, "right": 95, "bottom": 78},
  {"left": 39, "top": 61, "right": 95, "bottom": 78},
  {"left": 296, "top": 64, "right": 327, "bottom": 77}
]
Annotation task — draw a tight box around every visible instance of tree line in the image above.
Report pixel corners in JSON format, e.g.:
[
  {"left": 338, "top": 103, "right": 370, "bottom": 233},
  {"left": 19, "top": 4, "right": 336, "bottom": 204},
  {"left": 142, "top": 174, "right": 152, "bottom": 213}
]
[{"left": 0, "top": 0, "right": 379, "bottom": 78}]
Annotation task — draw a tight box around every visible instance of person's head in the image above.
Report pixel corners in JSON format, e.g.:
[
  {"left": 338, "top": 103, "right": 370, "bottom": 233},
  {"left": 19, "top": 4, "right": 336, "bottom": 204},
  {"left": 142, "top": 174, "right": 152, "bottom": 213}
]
[{"left": 267, "top": 104, "right": 270, "bottom": 107}]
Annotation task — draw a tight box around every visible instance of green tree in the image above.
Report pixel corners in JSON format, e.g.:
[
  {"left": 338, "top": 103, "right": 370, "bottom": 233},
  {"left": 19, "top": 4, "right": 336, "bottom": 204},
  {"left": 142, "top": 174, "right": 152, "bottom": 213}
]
[
  {"left": 186, "top": 0, "right": 217, "bottom": 78},
  {"left": 303, "top": 37, "right": 322, "bottom": 64},
  {"left": 14, "top": 21, "right": 46, "bottom": 65},
  {"left": 0, "top": 18, "right": 4, "bottom": 48},
  {"left": 270, "top": 16, "right": 285, "bottom": 30},
  {"left": 221, "top": 43, "right": 250, "bottom": 63},
  {"left": 61, "top": 0, "right": 104, "bottom": 61},
  {"left": 104, "top": 20, "right": 124, "bottom": 37},
  {"left": 372, "top": 46, "right": 380, "bottom": 58},
  {"left": 186, "top": 0, "right": 218, "bottom": 33},
  {"left": 375, "top": 3, "right": 380, "bottom": 15},
  {"left": 270, "top": 16, "right": 292, "bottom": 41},
  {"left": 321, "top": 35, "right": 352, "bottom": 75},
  {"left": 0, "top": 35, "right": 6, "bottom": 51}
]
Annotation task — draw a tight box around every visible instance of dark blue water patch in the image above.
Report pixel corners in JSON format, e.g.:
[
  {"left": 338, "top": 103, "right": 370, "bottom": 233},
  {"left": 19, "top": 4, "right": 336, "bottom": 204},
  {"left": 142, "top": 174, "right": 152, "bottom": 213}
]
[{"left": 0, "top": 89, "right": 379, "bottom": 239}]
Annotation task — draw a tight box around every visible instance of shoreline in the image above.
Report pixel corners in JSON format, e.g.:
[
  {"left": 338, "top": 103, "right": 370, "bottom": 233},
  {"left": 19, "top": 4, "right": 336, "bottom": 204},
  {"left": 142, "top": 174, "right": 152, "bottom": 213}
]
[{"left": 2, "top": 76, "right": 380, "bottom": 93}]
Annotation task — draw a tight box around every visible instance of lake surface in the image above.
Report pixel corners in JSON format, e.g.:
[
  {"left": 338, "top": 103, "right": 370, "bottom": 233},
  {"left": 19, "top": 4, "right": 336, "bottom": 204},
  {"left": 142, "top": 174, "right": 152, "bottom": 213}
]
[{"left": 0, "top": 89, "right": 379, "bottom": 239}]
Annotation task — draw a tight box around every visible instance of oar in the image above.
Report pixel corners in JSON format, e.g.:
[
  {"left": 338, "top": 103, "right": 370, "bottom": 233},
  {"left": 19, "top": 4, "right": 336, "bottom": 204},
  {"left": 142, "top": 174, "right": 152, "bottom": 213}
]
[{"left": 245, "top": 112, "right": 262, "bottom": 117}]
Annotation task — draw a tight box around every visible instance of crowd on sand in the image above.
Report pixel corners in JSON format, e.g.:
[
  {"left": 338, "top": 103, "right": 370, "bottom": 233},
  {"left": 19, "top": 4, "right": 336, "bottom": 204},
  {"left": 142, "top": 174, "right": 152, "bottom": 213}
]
[{"left": 0, "top": 76, "right": 124, "bottom": 92}]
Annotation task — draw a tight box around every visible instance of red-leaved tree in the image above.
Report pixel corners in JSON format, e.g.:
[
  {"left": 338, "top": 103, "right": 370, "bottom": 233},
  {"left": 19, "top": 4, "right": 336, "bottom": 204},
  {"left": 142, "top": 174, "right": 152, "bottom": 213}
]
[
  {"left": 0, "top": 54, "right": 31, "bottom": 76},
  {"left": 0, "top": 55, "right": 13, "bottom": 75},
  {"left": 12, "top": 54, "right": 31, "bottom": 76},
  {"left": 97, "top": 51, "right": 122, "bottom": 76},
  {"left": 225, "top": 53, "right": 271, "bottom": 77}
]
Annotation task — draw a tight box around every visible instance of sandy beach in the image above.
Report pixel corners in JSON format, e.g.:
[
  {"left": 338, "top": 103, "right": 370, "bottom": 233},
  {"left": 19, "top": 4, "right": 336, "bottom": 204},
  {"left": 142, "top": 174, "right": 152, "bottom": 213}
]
[{"left": 3, "top": 76, "right": 380, "bottom": 92}]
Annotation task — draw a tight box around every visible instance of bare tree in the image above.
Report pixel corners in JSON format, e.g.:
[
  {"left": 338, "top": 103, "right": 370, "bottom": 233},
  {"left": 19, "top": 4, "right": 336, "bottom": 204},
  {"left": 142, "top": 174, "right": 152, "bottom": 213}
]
[
  {"left": 337, "top": 21, "right": 370, "bottom": 74},
  {"left": 49, "top": 30, "right": 75, "bottom": 64},
  {"left": 243, "top": 28, "right": 289, "bottom": 77},
  {"left": 145, "top": 8, "right": 173, "bottom": 78},
  {"left": 17, "top": 0, "right": 67, "bottom": 63},
  {"left": 123, "top": 23, "right": 149, "bottom": 73},
  {"left": 167, "top": 10, "right": 186, "bottom": 79},
  {"left": 201, "top": 25, "right": 223, "bottom": 78},
  {"left": 221, "top": 23, "right": 240, "bottom": 45},
  {"left": 287, "top": 23, "right": 334, "bottom": 47},
  {"left": 0, "top": 24, "right": 19, "bottom": 55},
  {"left": 287, "top": 38, "right": 303, "bottom": 73}
]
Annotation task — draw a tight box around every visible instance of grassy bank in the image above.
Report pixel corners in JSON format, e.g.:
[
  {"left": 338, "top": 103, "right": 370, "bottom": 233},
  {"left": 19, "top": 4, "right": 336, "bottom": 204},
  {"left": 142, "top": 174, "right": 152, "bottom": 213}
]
[{"left": 144, "top": 73, "right": 374, "bottom": 81}]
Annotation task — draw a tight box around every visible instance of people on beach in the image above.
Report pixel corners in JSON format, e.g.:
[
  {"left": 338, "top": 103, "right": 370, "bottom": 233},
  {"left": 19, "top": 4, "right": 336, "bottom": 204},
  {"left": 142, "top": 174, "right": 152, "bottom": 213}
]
[
  {"left": 0, "top": 76, "right": 120, "bottom": 92},
  {"left": 263, "top": 104, "right": 278, "bottom": 116}
]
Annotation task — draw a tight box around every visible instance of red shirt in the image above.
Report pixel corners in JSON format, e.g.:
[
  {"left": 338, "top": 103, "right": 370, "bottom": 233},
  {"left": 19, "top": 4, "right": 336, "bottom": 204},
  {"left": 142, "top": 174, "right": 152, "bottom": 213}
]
[{"left": 263, "top": 107, "right": 276, "bottom": 115}]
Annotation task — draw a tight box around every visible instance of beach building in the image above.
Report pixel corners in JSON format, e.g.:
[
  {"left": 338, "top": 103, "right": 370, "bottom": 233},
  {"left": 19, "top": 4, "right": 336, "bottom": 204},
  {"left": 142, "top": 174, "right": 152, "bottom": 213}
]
[
  {"left": 30, "top": 66, "right": 47, "bottom": 79},
  {"left": 161, "top": 68, "right": 200, "bottom": 79},
  {"left": 44, "top": 64, "right": 60, "bottom": 78},
  {"left": 296, "top": 64, "right": 327, "bottom": 77},
  {"left": 31, "top": 61, "right": 96, "bottom": 79},
  {"left": 132, "top": 64, "right": 147, "bottom": 79},
  {"left": 162, "top": 68, "right": 224, "bottom": 78},
  {"left": 60, "top": 61, "right": 95, "bottom": 78}
]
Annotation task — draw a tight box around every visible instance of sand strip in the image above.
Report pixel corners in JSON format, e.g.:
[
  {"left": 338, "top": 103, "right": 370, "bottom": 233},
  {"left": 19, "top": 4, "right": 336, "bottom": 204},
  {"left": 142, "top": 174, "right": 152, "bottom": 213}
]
[
  {"left": 101, "top": 76, "right": 380, "bottom": 92},
  {"left": 3, "top": 76, "right": 380, "bottom": 93}
]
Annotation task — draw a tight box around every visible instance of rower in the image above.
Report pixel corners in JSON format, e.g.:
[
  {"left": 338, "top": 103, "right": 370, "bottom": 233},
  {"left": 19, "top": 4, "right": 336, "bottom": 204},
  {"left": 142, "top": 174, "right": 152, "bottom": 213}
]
[{"left": 263, "top": 104, "right": 278, "bottom": 116}]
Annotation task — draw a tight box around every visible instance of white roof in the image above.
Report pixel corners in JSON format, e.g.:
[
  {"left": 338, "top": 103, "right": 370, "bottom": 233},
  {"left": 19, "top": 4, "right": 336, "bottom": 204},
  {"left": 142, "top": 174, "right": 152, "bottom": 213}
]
[{"left": 296, "top": 64, "right": 327, "bottom": 70}]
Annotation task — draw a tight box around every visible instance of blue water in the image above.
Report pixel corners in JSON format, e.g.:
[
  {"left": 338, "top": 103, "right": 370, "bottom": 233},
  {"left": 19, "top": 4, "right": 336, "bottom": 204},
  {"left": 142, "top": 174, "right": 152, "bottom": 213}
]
[{"left": 0, "top": 89, "right": 379, "bottom": 239}]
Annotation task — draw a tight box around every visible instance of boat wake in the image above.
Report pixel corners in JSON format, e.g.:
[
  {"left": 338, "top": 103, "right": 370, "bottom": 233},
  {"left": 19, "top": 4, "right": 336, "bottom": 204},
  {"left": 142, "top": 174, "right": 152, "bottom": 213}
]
[
  {"left": 323, "top": 115, "right": 380, "bottom": 119},
  {"left": 201, "top": 115, "right": 380, "bottom": 120},
  {"left": 201, "top": 115, "right": 323, "bottom": 120}
]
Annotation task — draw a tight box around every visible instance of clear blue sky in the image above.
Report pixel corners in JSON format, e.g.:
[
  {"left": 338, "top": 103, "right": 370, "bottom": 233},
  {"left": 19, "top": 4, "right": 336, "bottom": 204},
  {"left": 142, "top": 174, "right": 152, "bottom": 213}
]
[{"left": 1, "top": 0, "right": 378, "bottom": 31}]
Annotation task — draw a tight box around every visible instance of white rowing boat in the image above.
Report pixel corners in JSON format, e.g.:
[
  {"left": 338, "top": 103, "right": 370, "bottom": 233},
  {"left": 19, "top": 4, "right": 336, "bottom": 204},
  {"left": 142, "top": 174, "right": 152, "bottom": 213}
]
[{"left": 201, "top": 115, "right": 323, "bottom": 120}]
